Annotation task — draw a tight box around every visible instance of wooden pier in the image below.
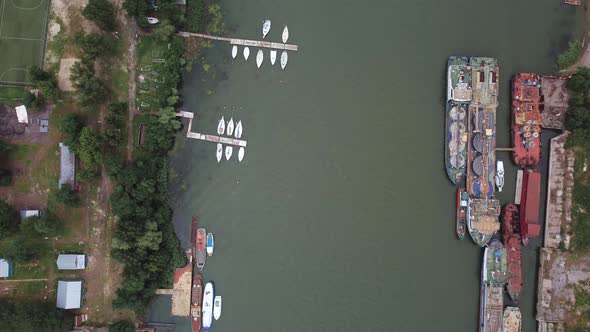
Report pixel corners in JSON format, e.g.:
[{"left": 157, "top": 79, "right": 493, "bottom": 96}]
[
  {"left": 177, "top": 112, "right": 248, "bottom": 147},
  {"left": 178, "top": 31, "right": 299, "bottom": 51},
  {"left": 495, "top": 147, "right": 515, "bottom": 152}
]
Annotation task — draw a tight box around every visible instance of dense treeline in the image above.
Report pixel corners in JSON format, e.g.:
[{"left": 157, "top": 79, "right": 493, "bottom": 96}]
[
  {"left": 109, "top": 33, "right": 187, "bottom": 312},
  {"left": 0, "top": 300, "right": 73, "bottom": 331}
]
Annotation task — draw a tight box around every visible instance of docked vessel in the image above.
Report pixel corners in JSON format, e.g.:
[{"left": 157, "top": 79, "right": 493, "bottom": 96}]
[
  {"left": 262, "top": 20, "right": 271, "bottom": 38},
  {"left": 502, "top": 307, "right": 522, "bottom": 332},
  {"left": 235, "top": 121, "right": 243, "bottom": 139},
  {"left": 243, "top": 47, "right": 250, "bottom": 61},
  {"left": 256, "top": 49, "right": 264, "bottom": 68},
  {"left": 227, "top": 118, "right": 234, "bottom": 136},
  {"left": 231, "top": 45, "right": 237, "bottom": 59},
  {"left": 512, "top": 73, "right": 542, "bottom": 168},
  {"left": 196, "top": 228, "right": 207, "bottom": 271},
  {"left": 502, "top": 204, "right": 522, "bottom": 302},
  {"left": 213, "top": 296, "right": 222, "bottom": 320},
  {"left": 217, "top": 117, "right": 225, "bottom": 135},
  {"left": 479, "top": 239, "right": 507, "bottom": 332},
  {"left": 225, "top": 146, "right": 233, "bottom": 160},
  {"left": 216, "top": 144, "right": 222, "bottom": 163},
  {"left": 519, "top": 170, "right": 541, "bottom": 243},
  {"left": 191, "top": 271, "right": 203, "bottom": 332},
  {"left": 445, "top": 56, "right": 471, "bottom": 185},
  {"left": 468, "top": 198, "right": 501, "bottom": 246},
  {"left": 495, "top": 160, "right": 504, "bottom": 192},
  {"left": 456, "top": 187, "right": 468, "bottom": 240},
  {"left": 281, "top": 51, "right": 288, "bottom": 70},
  {"left": 270, "top": 50, "right": 277, "bottom": 65},
  {"left": 282, "top": 26, "right": 289, "bottom": 43},
  {"left": 238, "top": 147, "right": 245, "bottom": 162},
  {"left": 202, "top": 281, "right": 215, "bottom": 331},
  {"left": 206, "top": 233, "right": 214, "bottom": 257}
]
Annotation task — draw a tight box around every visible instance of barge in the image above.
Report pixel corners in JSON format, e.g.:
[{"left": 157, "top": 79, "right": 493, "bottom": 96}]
[
  {"left": 479, "top": 239, "right": 507, "bottom": 332},
  {"left": 467, "top": 57, "right": 498, "bottom": 199},
  {"left": 468, "top": 198, "right": 501, "bottom": 246},
  {"left": 512, "top": 73, "right": 542, "bottom": 168},
  {"left": 196, "top": 228, "right": 207, "bottom": 271},
  {"left": 519, "top": 170, "right": 542, "bottom": 243},
  {"left": 456, "top": 188, "right": 468, "bottom": 239},
  {"left": 502, "top": 204, "right": 522, "bottom": 302},
  {"left": 445, "top": 56, "right": 472, "bottom": 185},
  {"left": 191, "top": 271, "right": 203, "bottom": 332}
]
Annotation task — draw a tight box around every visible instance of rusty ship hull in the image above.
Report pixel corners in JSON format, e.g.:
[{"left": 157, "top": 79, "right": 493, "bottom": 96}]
[{"left": 512, "top": 73, "right": 542, "bottom": 168}]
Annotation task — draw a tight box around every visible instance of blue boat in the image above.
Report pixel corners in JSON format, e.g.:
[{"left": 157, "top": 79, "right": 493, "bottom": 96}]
[{"left": 206, "top": 233, "right": 214, "bottom": 257}]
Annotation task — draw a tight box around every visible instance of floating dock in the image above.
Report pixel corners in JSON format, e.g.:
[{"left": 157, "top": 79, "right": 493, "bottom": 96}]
[
  {"left": 178, "top": 31, "right": 299, "bottom": 51},
  {"left": 177, "top": 112, "right": 248, "bottom": 147}
]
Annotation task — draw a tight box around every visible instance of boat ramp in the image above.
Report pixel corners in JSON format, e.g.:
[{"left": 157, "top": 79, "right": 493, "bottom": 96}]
[{"left": 178, "top": 31, "right": 299, "bottom": 52}]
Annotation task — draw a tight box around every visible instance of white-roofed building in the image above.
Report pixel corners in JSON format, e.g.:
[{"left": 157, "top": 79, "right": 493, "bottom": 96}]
[
  {"left": 15, "top": 105, "right": 28, "bottom": 124},
  {"left": 20, "top": 209, "right": 40, "bottom": 220},
  {"left": 59, "top": 143, "right": 76, "bottom": 188},
  {"left": 56, "top": 280, "right": 82, "bottom": 309},
  {"left": 0, "top": 259, "right": 12, "bottom": 278},
  {"left": 57, "top": 254, "right": 86, "bottom": 270}
]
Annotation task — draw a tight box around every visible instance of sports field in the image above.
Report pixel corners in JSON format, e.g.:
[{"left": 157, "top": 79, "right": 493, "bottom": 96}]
[{"left": 0, "top": 0, "right": 49, "bottom": 85}]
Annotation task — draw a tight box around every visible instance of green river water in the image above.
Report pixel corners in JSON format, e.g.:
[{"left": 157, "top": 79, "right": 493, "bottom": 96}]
[{"left": 146, "top": 1, "right": 583, "bottom": 331}]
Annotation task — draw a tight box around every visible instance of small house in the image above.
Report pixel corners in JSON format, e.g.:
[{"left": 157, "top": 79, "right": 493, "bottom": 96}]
[
  {"left": 56, "top": 280, "right": 82, "bottom": 309},
  {"left": 20, "top": 209, "right": 40, "bottom": 220},
  {"left": 57, "top": 254, "right": 86, "bottom": 270},
  {"left": 59, "top": 143, "right": 76, "bottom": 189},
  {"left": 15, "top": 105, "right": 28, "bottom": 124},
  {"left": 0, "top": 259, "right": 12, "bottom": 278}
]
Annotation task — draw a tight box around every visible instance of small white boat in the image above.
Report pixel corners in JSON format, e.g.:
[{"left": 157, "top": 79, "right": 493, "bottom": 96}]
[
  {"left": 227, "top": 118, "right": 234, "bottom": 136},
  {"left": 202, "top": 282, "right": 215, "bottom": 330},
  {"left": 231, "top": 45, "right": 237, "bottom": 59},
  {"left": 243, "top": 47, "right": 250, "bottom": 61},
  {"left": 282, "top": 26, "right": 289, "bottom": 43},
  {"left": 262, "top": 20, "right": 271, "bottom": 38},
  {"left": 270, "top": 50, "right": 277, "bottom": 65},
  {"left": 238, "top": 147, "right": 245, "bottom": 162},
  {"left": 234, "top": 121, "right": 243, "bottom": 139},
  {"left": 146, "top": 17, "right": 159, "bottom": 25},
  {"left": 206, "top": 233, "right": 214, "bottom": 256},
  {"left": 280, "top": 51, "right": 288, "bottom": 70},
  {"left": 213, "top": 296, "right": 222, "bottom": 320},
  {"left": 225, "top": 146, "right": 233, "bottom": 160},
  {"left": 217, "top": 116, "right": 225, "bottom": 135},
  {"left": 256, "top": 50, "right": 264, "bottom": 68},
  {"left": 495, "top": 160, "right": 505, "bottom": 192},
  {"left": 216, "top": 143, "right": 223, "bottom": 162}
]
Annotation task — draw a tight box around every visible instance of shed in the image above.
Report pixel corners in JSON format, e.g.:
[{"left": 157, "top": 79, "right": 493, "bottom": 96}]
[
  {"left": 20, "top": 209, "right": 40, "bottom": 220},
  {"left": 0, "top": 259, "right": 12, "bottom": 278},
  {"left": 57, "top": 254, "right": 86, "bottom": 270},
  {"left": 56, "top": 280, "right": 82, "bottom": 309},
  {"left": 15, "top": 105, "right": 28, "bottom": 124},
  {"left": 59, "top": 143, "right": 76, "bottom": 188}
]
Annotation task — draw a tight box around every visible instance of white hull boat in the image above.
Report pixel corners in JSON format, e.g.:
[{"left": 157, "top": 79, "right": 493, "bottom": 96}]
[
  {"left": 217, "top": 116, "right": 225, "bottom": 135},
  {"left": 270, "top": 50, "right": 277, "bottom": 65},
  {"left": 282, "top": 26, "right": 289, "bottom": 43},
  {"left": 206, "top": 233, "right": 214, "bottom": 257},
  {"left": 213, "top": 296, "right": 222, "bottom": 320},
  {"left": 146, "top": 17, "right": 159, "bottom": 25},
  {"left": 234, "top": 121, "right": 243, "bottom": 139},
  {"left": 227, "top": 118, "right": 234, "bottom": 136},
  {"left": 231, "top": 45, "right": 237, "bottom": 59},
  {"left": 262, "top": 20, "right": 271, "bottom": 38},
  {"left": 280, "top": 51, "right": 288, "bottom": 70},
  {"left": 238, "top": 147, "right": 245, "bottom": 162},
  {"left": 216, "top": 144, "right": 222, "bottom": 162},
  {"left": 202, "top": 282, "right": 215, "bottom": 330},
  {"left": 225, "top": 146, "right": 233, "bottom": 160},
  {"left": 495, "top": 160, "right": 505, "bottom": 193},
  {"left": 243, "top": 47, "right": 250, "bottom": 61},
  {"left": 256, "top": 50, "right": 264, "bottom": 68}
]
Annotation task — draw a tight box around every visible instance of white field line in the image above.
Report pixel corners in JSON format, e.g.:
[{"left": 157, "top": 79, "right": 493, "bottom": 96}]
[
  {"left": 9, "top": 0, "right": 45, "bottom": 10},
  {"left": 0, "top": 36, "right": 41, "bottom": 41},
  {"left": 0, "top": 0, "right": 6, "bottom": 39}
]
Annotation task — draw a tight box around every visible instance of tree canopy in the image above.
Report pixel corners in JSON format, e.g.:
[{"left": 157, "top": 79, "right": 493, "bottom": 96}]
[
  {"left": 0, "top": 199, "right": 17, "bottom": 238},
  {"left": 82, "top": 0, "right": 117, "bottom": 32}
]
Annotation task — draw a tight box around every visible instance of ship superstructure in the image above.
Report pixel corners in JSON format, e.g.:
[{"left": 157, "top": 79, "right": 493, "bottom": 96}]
[{"left": 468, "top": 198, "right": 501, "bottom": 247}]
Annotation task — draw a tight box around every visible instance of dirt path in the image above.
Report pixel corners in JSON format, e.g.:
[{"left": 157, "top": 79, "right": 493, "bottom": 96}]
[{"left": 127, "top": 19, "right": 137, "bottom": 162}]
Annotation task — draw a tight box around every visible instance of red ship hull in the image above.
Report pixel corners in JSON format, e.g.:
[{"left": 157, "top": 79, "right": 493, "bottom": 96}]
[
  {"left": 520, "top": 170, "right": 541, "bottom": 242},
  {"left": 502, "top": 204, "right": 522, "bottom": 302},
  {"left": 190, "top": 216, "right": 202, "bottom": 332},
  {"left": 512, "top": 73, "right": 542, "bottom": 168}
]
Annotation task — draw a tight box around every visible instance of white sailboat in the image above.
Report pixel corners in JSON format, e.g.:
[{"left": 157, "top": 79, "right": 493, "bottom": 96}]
[
  {"left": 231, "top": 45, "right": 237, "bottom": 59},
  {"left": 243, "top": 47, "right": 250, "bottom": 61},
  {"left": 217, "top": 116, "right": 225, "bottom": 135},
  {"left": 495, "top": 160, "right": 505, "bottom": 192},
  {"left": 214, "top": 296, "right": 222, "bottom": 320},
  {"left": 238, "top": 147, "right": 245, "bottom": 162},
  {"left": 270, "top": 50, "right": 277, "bottom": 65},
  {"left": 262, "top": 20, "right": 271, "bottom": 38},
  {"left": 225, "top": 146, "right": 233, "bottom": 160},
  {"left": 234, "top": 121, "right": 243, "bottom": 139},
  {"left": 227, "top": 118, "right": 234, "bottom": 136},
  {"left": 282, "top": 26, "right": 289, "bottom": 43},
  {"left": 216, "top": 143, "right": 223, "bottom": 162},
  {"left": 202, "top": 282, "right": 215, "bottom": 331},
  {"left": 256, "top": 50, "right": 264, "bottom": 68},
  {"left": 280, "top": 51, "right": 288, "bottom": 70}
]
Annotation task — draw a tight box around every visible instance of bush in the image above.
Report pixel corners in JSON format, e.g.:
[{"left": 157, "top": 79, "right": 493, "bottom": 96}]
[
  {"left": 0, "top": 300, "right": 73, "bottom": 331},
  {"left": 109, "top": 320, "right": 135, "bottom": 332},
  {"left": 3, "top": 237, "right": 38, "bottom": 263},
  {"left": 0, "top": 199, "right": 17, "bottom": 238},
  {"left": 185, "top": 0, "right": 205, "bottom": 32},
  {"left": 558, "top": 39, "right": 583, "bottom": 70},
  {"left": 83, "top": 0, "right": 117, "bottom": 32},
  {"left": 28, "top": 66, "right": 60, "bottom": 101},
  {"left": 55, "top": 184, "right": 80, "bottom": 207},
  {"left": 74, "top": 32, "right": 117, "bottom": 59},
  {"left": 19, "top": 213, "right": 62, "bottom": 238},
  {"left": 59, "top": 113, "right": 83, "bottom": 149},
  {"left": 71, "top": 57, "right": 108, "bottom": 109}
]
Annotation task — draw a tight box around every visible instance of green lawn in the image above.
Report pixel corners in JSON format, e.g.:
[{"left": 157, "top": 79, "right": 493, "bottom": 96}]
[
  {"left": 0, "top": 0, "right": 49, "bottom": 84},
  {"left": 0, "top": 86, "right": 24, "bottom": 103}
]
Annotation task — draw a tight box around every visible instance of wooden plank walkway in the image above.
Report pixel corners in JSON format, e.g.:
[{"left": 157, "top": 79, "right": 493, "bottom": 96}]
[
  {"left": 178, "top": 113, "right": 248, "bottom": 147},
  {"left": 178, "top": 31, "right": 298, "bottom": 51}
]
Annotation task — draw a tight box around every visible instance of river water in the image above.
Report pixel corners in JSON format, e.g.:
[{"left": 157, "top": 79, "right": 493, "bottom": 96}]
[{"left": 146, "top": 1, "right": 583, "bottom": 331}]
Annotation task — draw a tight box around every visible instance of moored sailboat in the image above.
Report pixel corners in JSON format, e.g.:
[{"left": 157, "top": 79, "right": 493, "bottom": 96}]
[
  {"left": 262, "top": 20, "right": 271, "bottom": 38},
  {"left": 202, "top": 281, "right": 215, "bottom": 331},
  {"left": 225, "top": 146, "right": 233, "bottom": 160},
  {"left": 217, "top": 117, "right": 225, "bottom": 135},
  {"left": 280, "top": 51, "right": 288, "bottom": 70},
  {"left": 231, "top": 45, "right": 237, "bottom": 59},
  {"left": 243, "top": 47, "right": 250, "bottom": 61},
  {"left": 282, "top": 26, "right": 289, "bottom": 43},
  {"left": 270, "top": 50, "right": 277, "bottom": 65},
  {"left": 256, "top": 50, "right": 264, "bottom": 68}
]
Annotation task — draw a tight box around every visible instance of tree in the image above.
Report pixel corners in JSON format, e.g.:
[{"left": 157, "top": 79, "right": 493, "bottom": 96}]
[
  {"left": 0, "top": 301, "right": 73, "bottom": 331},
  {"left": 0, "top": 199, "right": 17, "bottom": 238},
  {"left": 71, "top": 58, "right": 108, "bottom": 108},
  {"left": 74, "top": 32, "right": 117, "bottom": 59},
  {"left": 59, "top": 113, "right": 83, "bottom": 148},
  {"left": 83, "top": 0, "right": 117, "bottom": 32},
  {"left": 55, "top": 184, "right": 80, "bottom": 207},
  {"left": 3, "top": 237, "right": 37, "bottom": 263},
  {"left": 19, "top": 214, "right": 61, "bottom": 238},
  {"left": 153, "top": 21, "right": 176, "bottom": 42},
  {"left": 123, "top": 0, "right": 148, "bottom": 19},
  {"left": 557, "top": 40, "right": 583, "bottom": 70},
  {"left": 185, "top": 0, "right": 205, "bottom": 32},
  {"left": 28, "top": 65, "right": 50, "bottom": 82},
  {"left": 109, "top": 320, "right": 135, "bottom": 332},
  {"left": 77, "top": 127, "right": 101, "bottom": 165},
  {"left": 28, "top": 66, "right": 60, "bottom": 101}
]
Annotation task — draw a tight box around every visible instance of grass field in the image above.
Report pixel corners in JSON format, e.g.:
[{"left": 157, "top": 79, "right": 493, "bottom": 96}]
[{"left": 0, "top": 0, "right": 49, "bottom": 85}]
